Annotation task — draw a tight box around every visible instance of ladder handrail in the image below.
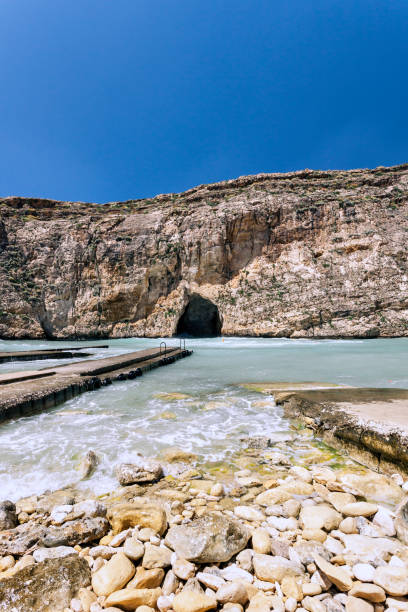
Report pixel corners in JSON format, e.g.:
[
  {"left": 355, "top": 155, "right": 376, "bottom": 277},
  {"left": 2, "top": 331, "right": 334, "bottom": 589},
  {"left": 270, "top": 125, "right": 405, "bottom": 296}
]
[
  {"left": 179, "top": 338, "right": 186, "bottom": 350},
  {"left": 159, "top": 341, "right": 167, "bottom": 355}
]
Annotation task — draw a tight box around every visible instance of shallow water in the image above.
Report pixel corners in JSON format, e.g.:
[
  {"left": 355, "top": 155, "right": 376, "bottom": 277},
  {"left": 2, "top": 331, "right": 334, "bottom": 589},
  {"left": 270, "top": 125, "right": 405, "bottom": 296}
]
[{"left": 1, "top": 337, "right": 407, "bottom": 501}]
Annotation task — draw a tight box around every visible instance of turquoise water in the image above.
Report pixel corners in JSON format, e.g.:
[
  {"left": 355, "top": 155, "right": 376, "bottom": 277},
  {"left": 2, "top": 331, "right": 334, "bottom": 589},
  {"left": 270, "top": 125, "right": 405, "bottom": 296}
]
[{"left": 1, "top": 337, "right": 407, "bottom": 501}]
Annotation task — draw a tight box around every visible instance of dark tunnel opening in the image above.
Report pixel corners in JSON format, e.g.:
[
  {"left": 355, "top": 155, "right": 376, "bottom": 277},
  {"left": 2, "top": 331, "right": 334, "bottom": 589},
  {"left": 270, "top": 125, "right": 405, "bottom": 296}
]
[{"left": 176, "top": 294, "right": 222, "bottom": 337}]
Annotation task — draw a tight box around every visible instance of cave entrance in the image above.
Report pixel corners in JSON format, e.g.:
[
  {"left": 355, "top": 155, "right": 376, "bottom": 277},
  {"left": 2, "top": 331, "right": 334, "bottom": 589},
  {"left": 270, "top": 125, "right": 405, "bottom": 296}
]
[{"left": 176, "top": 294, "right": 222, "bottom": 337}]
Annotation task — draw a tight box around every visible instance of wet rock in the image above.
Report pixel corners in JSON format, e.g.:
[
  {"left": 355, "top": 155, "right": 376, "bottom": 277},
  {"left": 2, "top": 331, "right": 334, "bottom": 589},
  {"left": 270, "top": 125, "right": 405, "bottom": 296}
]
[
  {"left": 338, "top": 473, "right": 403, "bottom": 506},
  {"left": 105, "top": 587, "right": 162, "bottom": 610},
  {"left": 0, "top": 554, "right": 90, "bottom": 611},
  {"left": 162, "top": 448, "right": 197, "bottom": 463},
  {"left": 173, "top": 589, "right": 217, "bottom": 612},
  {"left": 234, "top": 506, "right": 265, "bottom": 521},
  {"left": 256, "top": 481, "right": 314, "bottom": 506},
  {"left": 289, "top": 466, "right": 313, "bottom": 483},
  {"left": 92, "top": 552, "right": 136, "bottom": 596},
  {"left": 253, "top": 553, "right": 304, "bottom": 582},
  {"left": 327, "top": 492, "right": 356, "bottom": 513},
  {"left": 107, "top": 500, "right": 167, "bottom": 535},
  {"left": 165, "top": 513, "right": 250, "bottom": 563},
  {"left": 240, "top": 436, "right": 273, "bottom": 449},
  {"left": 116, "top": 461, "right": 163, "bottom": 485},
  {"left": 0, "top": 501, "right": 17, "bottom": 531},
  {"left": 78, "top": 450, "right": 99, "bottom": 479}
]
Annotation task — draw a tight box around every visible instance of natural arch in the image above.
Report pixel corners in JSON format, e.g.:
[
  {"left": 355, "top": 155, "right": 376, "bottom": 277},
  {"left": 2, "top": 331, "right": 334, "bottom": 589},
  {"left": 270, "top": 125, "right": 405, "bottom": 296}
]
[{"left": 176, "top": 294, "right": 222, "bottom": 337}]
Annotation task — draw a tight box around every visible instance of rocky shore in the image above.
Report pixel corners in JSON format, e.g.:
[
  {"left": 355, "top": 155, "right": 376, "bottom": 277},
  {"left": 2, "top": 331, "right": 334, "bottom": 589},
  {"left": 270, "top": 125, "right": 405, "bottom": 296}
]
[{"left": 3, "top": 444, "right": 408, "bottom": 612}]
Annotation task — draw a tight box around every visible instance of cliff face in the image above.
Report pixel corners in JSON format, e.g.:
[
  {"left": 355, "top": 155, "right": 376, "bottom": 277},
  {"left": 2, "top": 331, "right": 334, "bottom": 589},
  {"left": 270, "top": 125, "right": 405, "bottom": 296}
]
[{"left": 1, "top": 164, "right": 408, "bottom": 339}]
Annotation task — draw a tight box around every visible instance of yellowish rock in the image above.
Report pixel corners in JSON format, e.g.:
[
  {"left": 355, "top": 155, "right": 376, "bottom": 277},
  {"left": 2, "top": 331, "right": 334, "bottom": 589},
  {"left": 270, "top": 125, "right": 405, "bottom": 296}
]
[
  {"left": 252, "top": 528, "right": 271, "bottom": 554},
  {"left": 78, "top": 587, "right": 97, "bottom": 612},
  {"left": 105, "top": 587, "right": 162, "bottom": 610},
  {"left": 299, "top": 504, "right": 342, "bottom": 531},
  {"left": 302, "top": 529, "right": 327, "bottom": 543},
  {"left": 127, "top": 567, "right": 164, "bottom": 589},
  {"left": 345, "top": 596, "right": 374, "bottom": 612},
  {"left": 108, "top": 500, "right": 167, "bottom": 535},
  {"left": 342, "top": 502, "right": 378, "bottom": 517},
  {"left": 92, "top": 552, "right": 136, "bottom": 597},
  {"left": 281, "top": 575, "right": 303, "bottom": 601},
  {"left": 349, "top": 583, "right": 386, "bottom": 603},
  {"left": 154, "top": 392, "right": 191, "bottom": 401},
  {"left": 173, "top": 590, "right": 217, "bottom": 612},
  {"left": 314, "top": 554, "right": 353, "bottom": 591}
]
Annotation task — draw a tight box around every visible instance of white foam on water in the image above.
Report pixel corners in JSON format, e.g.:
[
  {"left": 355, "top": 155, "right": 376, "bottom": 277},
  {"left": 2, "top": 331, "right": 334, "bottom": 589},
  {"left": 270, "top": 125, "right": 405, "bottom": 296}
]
[{"left": 0, "top": 336, "right": 407, "bottom": 500}]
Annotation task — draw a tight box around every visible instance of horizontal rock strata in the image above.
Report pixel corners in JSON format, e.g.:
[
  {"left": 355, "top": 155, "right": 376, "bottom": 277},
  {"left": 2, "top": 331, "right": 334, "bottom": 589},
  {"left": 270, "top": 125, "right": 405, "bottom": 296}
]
[{"left": 1, "top": 163, "right": 408, "bottom": 338}]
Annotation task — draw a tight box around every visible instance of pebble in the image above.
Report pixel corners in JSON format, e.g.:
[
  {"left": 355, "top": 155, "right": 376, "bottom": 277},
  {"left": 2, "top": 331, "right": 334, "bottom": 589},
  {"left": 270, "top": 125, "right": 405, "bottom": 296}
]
[{"left": 353, "top": 563, "right": 375, "bottom": 582}]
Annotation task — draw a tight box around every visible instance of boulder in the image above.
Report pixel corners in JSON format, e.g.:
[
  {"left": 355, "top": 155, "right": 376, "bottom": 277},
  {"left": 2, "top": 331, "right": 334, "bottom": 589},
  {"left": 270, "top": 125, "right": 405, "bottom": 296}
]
[
  {"left": 115, "top": 461, "right": 163, "bottom": 485},
  {"left": 165, "top": 514, "right": 249, "bottom": 563},
  {"left": 0, "top": 554, "right": 90, "bottom": 611},
  {"left": 78, "top": 450, "right": 99, "bottom": 479},
  {"left": 0, "top": 501, "right": 17, "bottom": 531},
  {"left": 108, "top": 500, "right": 167, "bottom": 535}
]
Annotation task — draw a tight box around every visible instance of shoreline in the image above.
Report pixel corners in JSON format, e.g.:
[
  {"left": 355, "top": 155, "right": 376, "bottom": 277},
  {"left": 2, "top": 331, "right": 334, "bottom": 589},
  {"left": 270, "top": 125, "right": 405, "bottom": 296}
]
[{"left": 2, "top": 442, "right": 408, "bottom": 611}]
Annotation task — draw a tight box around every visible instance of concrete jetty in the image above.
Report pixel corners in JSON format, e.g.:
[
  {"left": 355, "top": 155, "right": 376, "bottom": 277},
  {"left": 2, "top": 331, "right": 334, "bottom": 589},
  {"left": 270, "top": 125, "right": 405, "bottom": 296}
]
[
  {"left": 0, "top": 345, "right": 109, "bottom": 363},
  {"left": 0, "top": 346, "right": 192, "bottom": 422}
]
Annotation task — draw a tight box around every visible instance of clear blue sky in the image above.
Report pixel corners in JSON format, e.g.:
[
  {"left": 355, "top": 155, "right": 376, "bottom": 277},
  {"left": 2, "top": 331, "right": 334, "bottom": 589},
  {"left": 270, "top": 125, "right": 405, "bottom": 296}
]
[{"left": 1, "top": 1, "right": 407, "bottom": 202}]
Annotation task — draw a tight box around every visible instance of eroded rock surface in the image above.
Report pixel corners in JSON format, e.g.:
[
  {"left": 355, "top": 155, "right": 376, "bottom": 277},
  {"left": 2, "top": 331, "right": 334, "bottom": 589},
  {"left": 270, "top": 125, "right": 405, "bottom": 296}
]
[{"left": 1, "top": 164, "right": 408, "bottom": 339}]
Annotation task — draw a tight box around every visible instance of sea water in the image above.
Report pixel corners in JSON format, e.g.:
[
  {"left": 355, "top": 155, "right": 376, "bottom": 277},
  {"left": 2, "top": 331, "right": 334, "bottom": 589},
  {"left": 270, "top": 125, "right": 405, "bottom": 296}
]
[{"left": 0, "top": 337, "right": 407, "bottom": 501}]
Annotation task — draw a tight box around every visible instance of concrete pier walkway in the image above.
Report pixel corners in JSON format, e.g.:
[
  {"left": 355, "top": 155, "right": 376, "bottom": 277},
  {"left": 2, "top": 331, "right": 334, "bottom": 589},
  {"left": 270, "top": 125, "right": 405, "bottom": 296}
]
[
  {"left": 0, "top": 345, "right": 109, "bottom": 363},
  {"left": 0, "top": 346, "right": 192, "bottom": 422}
]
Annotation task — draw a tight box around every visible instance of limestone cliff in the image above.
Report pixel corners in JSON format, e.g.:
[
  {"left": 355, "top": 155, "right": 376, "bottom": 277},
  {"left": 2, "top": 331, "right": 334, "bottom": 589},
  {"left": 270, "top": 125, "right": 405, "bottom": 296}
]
[{"left": 0, "top": 164, "right": 407, "bottom": 339}]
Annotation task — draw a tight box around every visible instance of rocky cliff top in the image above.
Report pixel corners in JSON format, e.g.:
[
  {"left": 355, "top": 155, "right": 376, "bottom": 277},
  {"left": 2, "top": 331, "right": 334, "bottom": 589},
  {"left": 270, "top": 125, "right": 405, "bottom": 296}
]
[{"left": 1, "top": 163, "right": 407, "bottom": 338}]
